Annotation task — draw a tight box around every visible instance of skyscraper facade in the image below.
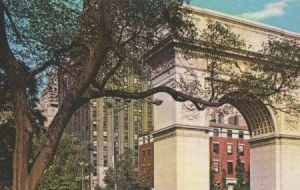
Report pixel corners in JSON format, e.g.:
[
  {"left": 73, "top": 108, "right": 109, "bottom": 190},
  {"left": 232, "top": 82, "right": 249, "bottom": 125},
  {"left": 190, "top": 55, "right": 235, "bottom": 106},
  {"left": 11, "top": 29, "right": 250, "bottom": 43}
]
[{"left": 89, "top": 75, "right": 153, "bottom": 188}]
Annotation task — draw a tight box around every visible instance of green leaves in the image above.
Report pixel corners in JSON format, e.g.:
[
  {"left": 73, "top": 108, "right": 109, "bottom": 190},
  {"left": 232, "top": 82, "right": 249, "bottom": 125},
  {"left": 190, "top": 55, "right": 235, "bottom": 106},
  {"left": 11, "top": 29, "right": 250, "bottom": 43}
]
[
  {"left": 37, "top": 133, "right": 91, "bottom": 190},
  {"left": 103, "top": 151, "right": 152, "bottom": 190}
]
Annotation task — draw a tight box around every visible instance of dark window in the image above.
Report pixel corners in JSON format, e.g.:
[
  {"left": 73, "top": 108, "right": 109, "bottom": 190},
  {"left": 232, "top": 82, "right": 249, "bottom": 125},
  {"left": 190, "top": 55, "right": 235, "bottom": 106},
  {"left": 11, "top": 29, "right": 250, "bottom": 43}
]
[
  {"left": 234, "top": 115, "right": 239, "bottom": 125},
  {"left": 213, "top": 143, "right": 219, "bottom": 154},
  {"left": 147, "top": 149, "right": 151, "bottom": 157},
  {"left": 92, "top": 110, "right": 97, "bottom": 117},
  {"left": 104, "top": 160, "right": 108, "bottom": 167},
  {"left": 143, "top": 150, "right": 146, "bottom": 160},
  {"left": 238, "top": 145, "right": 244, "bottom": 156},
  {"left": 227, "top": 144, "right": 233, "bottom": 155},
  {"left": 227, "top": 130, "right": 233, "bottom": 138},
  {"left": 228, "top": 162, "right": 233, "bottom": 175},
  {"left": 213, "top": 129, "right": 219, "bottom": 137},
  {"left": 212, "top": 161, "right": 220, "bottom": 173},
  {"left": 241, "top": 162, "right": 245, "bottom": 173},
  {"left": 238, "top": 131, "right": 244, "bottom": 139},
  {"left": 218, "top": 113, "right": 224, "bottom": 123}
]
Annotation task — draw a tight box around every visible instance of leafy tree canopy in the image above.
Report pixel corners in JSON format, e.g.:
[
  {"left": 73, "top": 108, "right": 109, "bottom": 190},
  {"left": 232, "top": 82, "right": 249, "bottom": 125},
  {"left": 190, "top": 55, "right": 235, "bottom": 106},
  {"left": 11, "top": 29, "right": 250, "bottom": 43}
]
[
  {"left": 37, "top": 133, "right": 91, "bottom": 190},
  {"left": 1, "top": 0, "right": 300, "bottom": 189},
  {"left": 102, "top": 151, "right": 152, "bottom": 190}
]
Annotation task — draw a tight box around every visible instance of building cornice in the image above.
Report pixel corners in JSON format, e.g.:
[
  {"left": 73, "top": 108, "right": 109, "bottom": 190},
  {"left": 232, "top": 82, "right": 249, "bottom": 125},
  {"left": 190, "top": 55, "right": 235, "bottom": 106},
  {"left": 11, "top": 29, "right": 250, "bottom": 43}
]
[
  {"left": 188, "top": 5, "right": 300, "bottom": 39},
  {"left": 249, "top": 133, "right": 300, "bottom": 147},
  {"left": 152, "top": 124, "right": 210, "bottom": 142}
]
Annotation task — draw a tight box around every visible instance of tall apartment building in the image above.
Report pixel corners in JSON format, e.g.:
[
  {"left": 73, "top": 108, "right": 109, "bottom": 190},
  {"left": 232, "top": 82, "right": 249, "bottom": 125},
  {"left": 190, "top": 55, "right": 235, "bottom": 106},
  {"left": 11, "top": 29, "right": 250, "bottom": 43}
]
[
  {"left": 39, "top": 73, "right": 59, "bottom": 128},
  {"left": 57, "top": 61, "right": 154, "bottom": 188},
  {"left": 88, "top": 75, "right": 153, "bottom": 188}
]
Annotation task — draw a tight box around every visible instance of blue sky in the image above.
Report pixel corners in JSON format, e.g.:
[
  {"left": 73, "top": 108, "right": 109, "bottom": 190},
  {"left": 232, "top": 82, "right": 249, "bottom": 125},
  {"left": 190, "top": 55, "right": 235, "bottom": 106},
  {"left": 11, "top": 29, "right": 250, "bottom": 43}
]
[{"left": 191, "top": 0, "right": 300, "bottom": 33}]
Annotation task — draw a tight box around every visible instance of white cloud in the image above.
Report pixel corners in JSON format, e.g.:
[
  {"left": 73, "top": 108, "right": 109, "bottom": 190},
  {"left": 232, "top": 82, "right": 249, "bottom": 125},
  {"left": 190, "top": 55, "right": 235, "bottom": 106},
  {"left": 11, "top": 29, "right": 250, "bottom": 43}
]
[{"left": 241, "top": 0, "right": 289, "bottom": 20}]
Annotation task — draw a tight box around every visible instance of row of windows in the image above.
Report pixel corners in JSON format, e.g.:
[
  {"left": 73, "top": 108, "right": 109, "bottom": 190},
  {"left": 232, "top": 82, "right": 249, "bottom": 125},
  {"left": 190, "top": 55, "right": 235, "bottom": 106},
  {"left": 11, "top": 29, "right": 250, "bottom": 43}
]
[
  {"left": 212, "top": 160, "right": 245, "bottom": 175},
  {"left": 213, "top": 143, "right": 244, "bottom": 156},
  {"left": 211, "top": 114, "right": 240, "bottom": 125},
  {"left": 213, "top": 129, "right": 244, "bottom": 139}
]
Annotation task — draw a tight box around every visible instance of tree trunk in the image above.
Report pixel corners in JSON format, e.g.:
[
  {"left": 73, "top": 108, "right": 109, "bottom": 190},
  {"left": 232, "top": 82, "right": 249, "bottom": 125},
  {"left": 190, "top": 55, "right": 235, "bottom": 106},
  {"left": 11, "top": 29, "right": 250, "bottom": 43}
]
[
  {"left": 10, "top": 65, "right": 34, "bottom": 190},
  {"left": 13, "top": 120, "right": 31, "bottom": 190},
  {"left": 0, "top": 0, "right": 112, "bottom": 189}
]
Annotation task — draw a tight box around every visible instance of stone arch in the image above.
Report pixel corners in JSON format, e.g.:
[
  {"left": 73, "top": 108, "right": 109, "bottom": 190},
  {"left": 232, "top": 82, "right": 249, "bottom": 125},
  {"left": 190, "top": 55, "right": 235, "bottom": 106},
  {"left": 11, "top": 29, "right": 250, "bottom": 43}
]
[{"left": 224, "top": 94, "right": 276, "bottom": 137}]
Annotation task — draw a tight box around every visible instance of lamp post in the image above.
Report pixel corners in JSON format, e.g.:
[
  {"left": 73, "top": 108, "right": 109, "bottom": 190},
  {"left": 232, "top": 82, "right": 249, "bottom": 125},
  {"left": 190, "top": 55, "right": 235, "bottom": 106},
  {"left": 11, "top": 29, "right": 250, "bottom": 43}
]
[{"left": 79, "top": 162, "right": 89, "bottom": 190}]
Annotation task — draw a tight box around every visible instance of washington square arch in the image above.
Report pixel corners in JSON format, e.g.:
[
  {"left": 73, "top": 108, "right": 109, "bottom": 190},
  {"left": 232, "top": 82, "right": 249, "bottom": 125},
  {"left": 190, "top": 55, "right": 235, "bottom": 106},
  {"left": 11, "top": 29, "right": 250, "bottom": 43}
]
[{"left": 144, "top": 6, "right": 300, "bottom": 190}]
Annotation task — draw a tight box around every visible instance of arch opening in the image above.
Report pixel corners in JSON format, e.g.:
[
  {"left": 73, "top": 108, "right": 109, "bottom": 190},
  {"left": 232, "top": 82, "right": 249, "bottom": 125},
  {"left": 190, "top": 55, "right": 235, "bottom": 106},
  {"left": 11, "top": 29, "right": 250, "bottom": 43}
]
[{"left": 226, "top": 95, "right": 275, "bottom": 137}]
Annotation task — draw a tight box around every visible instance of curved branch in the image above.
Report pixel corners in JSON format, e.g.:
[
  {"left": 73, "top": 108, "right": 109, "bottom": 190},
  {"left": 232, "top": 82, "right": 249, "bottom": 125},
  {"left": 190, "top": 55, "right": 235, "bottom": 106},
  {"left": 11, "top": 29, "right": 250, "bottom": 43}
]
[{"left": 88, "top": 86, "right": 229, "bottom": 109}]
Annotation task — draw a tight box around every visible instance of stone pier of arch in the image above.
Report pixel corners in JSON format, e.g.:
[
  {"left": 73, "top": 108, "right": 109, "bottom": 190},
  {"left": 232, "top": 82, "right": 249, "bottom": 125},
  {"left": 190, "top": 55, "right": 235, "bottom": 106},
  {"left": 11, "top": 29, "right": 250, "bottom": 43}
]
[{"left": 146, "top": 7, "right": 300, "bottom": 190}]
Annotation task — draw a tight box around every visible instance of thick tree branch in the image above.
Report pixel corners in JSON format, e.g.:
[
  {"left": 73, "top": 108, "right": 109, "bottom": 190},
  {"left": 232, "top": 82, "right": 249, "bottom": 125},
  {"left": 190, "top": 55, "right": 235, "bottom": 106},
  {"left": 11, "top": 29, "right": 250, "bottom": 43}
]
[
  {"left": 88, "top": 86, "right": 229, "bottom": 109},
  {"left": 28, "top": 1, "right": 114, "bottom": 187}
]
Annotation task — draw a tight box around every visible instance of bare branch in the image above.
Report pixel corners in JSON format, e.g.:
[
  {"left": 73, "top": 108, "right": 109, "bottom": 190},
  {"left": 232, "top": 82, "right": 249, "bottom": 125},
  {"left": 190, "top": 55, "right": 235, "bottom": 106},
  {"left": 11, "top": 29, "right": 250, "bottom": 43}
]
[
  {"left": 88, "top": 86, "right": 229, "bottom": 109},
  {"left": 0, "top": 1, "right": 9, "bottom": 58},
  {"left": 1, "top": 1, "right": 21, "bottom": 42}
]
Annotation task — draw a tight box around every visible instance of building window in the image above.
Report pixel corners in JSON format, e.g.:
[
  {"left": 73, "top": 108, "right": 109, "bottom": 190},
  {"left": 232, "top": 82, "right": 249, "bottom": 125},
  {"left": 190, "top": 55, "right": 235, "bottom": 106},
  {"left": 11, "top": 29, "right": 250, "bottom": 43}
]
[
  {"left": 213, "top": 129, "right": 219, "bottom": 137},
  {"left": 143, "top": 150, "right": 146, "bottom": 160},
  {"left": 227, "top": 130, "right": 232, "bottom": 138},
  {"left": 227, "top": 144, "right": 233, "bottom": 155},
  {"left": 213, "top": 143, "right": 219, "bottom": 154},
  {"left": 241, "top": 162, "right": 245, "bottom": 172},
  {"left": 238, "top": 144, "right": 244, "bottom": 156},
  {"left": 92, "top": 110, "right": 97, "bottom": 117},
  {"left": 103, "top": 141, "right": 107, "bottom": 146},
  {"left": 93, "top": 141, "right": 97, "bottom": 146},
  {"left": 238, "top": 131, "right": 244, "bottom": 139},
  {"left": 147, "top": 149, "right": 151, "bottom": 157},
  {"left": 227, "top": 161, "right": 233, "bottom": 175},
  {"left": 234, "top": 115, "right": 239, "bottom": 125},
  {"left": 104, "top": 160, "right": 108, "bottom": 167},
  {"left": 218, "top": 113, "right": 224, "bottom": 123},
  {"left": 212, "top": 161, "right": 220, "bottom": 173},
  {"left": 93, "top": 171, "right": 97, "bottom": 176},
  {"left": 93, "top": 131, "right": 97, "bottom": 136}
]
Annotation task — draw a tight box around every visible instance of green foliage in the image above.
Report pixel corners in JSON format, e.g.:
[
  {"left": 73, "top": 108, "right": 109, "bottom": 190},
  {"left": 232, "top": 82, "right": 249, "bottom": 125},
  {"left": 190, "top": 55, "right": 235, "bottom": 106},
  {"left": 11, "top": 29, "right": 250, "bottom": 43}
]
[
  {"left": 221, "top": 169, "right": 227, "bottom": 190},
  {"left": 5, "top": 0, "right": 82, "bottom": 65},
  {"left": 181, "top": 20, "right": 300, "bottom": 114},
  {"left": 234, "top": 157, "right": 244, "bottom": 190},
  {"left": 103, "top": 151, "right": 152, "bottom": 190},
  {"left": 37, "top": 133, "right": 91, "bottom": 190},
  {"left": 210, "top": 169, "right": 219, "bottom": 190},
  {"left": 234, "top": 157, "right": 250, "bottom": 190}
]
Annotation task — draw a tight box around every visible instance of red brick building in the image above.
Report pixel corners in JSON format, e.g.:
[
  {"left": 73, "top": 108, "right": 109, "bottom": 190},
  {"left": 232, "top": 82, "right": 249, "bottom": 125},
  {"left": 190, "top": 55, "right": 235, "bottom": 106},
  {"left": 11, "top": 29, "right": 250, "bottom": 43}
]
[
  {"left": 210, "top": 122, "right": 250, "bottom": 190},
  {"left": 138, "top": 133, "right": 154, "bottom": 185}
]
